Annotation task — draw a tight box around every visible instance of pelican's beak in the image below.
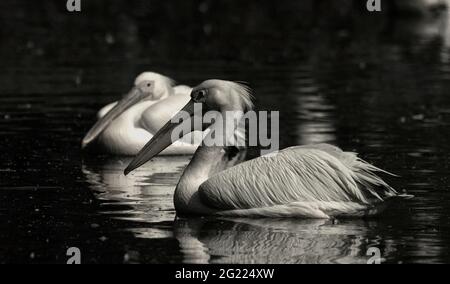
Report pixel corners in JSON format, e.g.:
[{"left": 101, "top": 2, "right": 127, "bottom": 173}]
[
  {"left": 82, "top": 87, "right": 147, "bottom": 148},
  {"left": 125, "top": 100, "right": 196, "bottom": 175}
]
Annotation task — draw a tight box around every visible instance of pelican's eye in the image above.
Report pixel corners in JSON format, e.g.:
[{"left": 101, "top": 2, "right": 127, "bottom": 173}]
[
  {"left": 137, "top": 81, "right": 154, "bottom": 95},
  {"left": 192, "top": 89, "right": 208, "bottom": 102}
]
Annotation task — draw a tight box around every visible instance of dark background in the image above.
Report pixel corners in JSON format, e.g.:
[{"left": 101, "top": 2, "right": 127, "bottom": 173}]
[{"left": 0, "top": 0, "right": 450, "bottom": 264}]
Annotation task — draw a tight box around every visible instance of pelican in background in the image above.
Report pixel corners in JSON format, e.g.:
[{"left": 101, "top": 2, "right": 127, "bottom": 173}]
[
  {"left": 82, "top": 72, "right": 201, "bottom": 156},
  {"left": 125, "top": 80, "right": 412, "bottom": 219}
]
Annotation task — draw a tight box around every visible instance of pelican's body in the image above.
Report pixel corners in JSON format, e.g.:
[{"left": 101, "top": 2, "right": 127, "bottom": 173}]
[
  {"left": 97, "top": 85, "right": 199, "bottom": 155},
  {"left": 175, "top": 144, "right": 404, "bottom": 218},
  {"left": 125, "top": 80, "right": 412, "bottom": 219},
  {"left": 82, "top": 72, "right": 201, "bottom": 156}
]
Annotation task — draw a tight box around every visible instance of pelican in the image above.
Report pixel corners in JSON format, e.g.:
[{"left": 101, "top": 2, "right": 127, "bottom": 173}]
[
  {"left": 125, "top": 80, "right": 412, "bottom": 219},
  {"left": 82, "top": 72, "right": 201, "bottom": 156}
]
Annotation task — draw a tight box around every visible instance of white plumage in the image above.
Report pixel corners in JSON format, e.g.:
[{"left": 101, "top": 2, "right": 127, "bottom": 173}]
[
  {"left": 201, "top": 145, "right": 401, "bottom": 218},
  {"left": 97, "top": 85, "right": 200, "bottom": 155},
  {"left": 82, "top": 72, "right": 201, "bottom": 156}
]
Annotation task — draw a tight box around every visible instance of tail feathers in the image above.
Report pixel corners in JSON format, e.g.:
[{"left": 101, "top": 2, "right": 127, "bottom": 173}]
[
  {"left": 291, "top": 144, "right": 407, "bottom": 203},
  {"left": 350, "top": 157, "right": 399, "bottom": 202},
  {"left": 385, "top": 193, "right": 414, "bottom": 201},
  {"left": 356, "top": 157, "right": 399, "bottom": 177},
  {"left": 315, "top": 146, "right": 401, "bottom": 202}
]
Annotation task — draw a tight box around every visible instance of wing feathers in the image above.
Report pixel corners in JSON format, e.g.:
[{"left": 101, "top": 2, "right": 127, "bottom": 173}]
[{"left": 199, "top": 145, "right": 398, "bottom": 212}]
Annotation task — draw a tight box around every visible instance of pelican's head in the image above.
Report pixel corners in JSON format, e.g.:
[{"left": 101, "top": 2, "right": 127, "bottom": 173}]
[
  {"left": 134, "top": 72, "right": 175, "bottom": 101},
  {"left": 190, "top": 80, "right": 254, "bottom": 112},
  {"left": 82, "top": 72, "right": 175, "bottom": 148},
  {"left": 125, "top": 80, "right": 253, "bottom": 175}
]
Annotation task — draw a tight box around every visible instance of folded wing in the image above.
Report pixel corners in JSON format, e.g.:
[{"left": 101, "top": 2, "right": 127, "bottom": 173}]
[{"left": 199, "top": 145, "right": 398, "bottom": 211}]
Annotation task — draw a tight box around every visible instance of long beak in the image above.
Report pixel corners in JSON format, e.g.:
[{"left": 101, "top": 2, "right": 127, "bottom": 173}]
[
  {"left": 124, "top": 100, "right": 196, "bottom": 175},
  {"left": 82, "top": 87, "right": 146, "bottom": 148}
]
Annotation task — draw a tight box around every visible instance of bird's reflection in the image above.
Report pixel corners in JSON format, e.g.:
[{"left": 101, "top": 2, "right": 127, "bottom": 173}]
[
  {"left": 81, "top": 149, "right": 247, "bottom": 240},
  {"left": 174, "top": 217, "right": 397, "bottom": 264},
  {"left": 296, "top": 91, "right": 336, "bottom": 145},
  {"left": 82, "top": 155, "right": 190, "bottom": 225}
]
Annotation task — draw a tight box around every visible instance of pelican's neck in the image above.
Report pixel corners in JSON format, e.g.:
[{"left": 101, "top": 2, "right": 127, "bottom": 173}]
[
  {"left": 125, "top": 101, "right": 157, "bottom": 124},
  {"left": 174, "top": 146, "right": 235, "bottom": 215},
  {"left": 174, "top": 110, "right": 245, "bottom": 215},
  {"left": 122, "top": 87, "right": 174, "bottom": 125}
]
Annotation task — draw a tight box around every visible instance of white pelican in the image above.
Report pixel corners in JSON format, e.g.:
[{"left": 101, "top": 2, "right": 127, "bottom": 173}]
[
  {"left": 82, "top": 72, "right": 200, "bottom": 156},
  {"left": 124, "top": 80, "right": 412, "bottom": 219}
]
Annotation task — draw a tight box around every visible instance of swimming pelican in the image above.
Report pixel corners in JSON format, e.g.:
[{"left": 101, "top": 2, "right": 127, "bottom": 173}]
[
  {"left": 82, "top": 72, "right": 201, "bottom": 156},
  {"left": 125, "top": 80, "right": 411, "bottom": 219}
]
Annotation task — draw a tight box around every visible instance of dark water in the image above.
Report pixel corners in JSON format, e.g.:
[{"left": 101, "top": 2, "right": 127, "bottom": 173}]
[{"left": 1, "top": 1, "right": 450, "bottom": 264}]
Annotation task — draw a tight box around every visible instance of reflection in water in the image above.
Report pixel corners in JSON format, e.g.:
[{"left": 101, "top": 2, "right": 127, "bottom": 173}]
[
  {"left": 175, "top": 218, "right": 395, "bottom": 264},
  {"left": 82, "top": 156, "right": 190, "bottom": 238},
  {"left": 441, "top": 9, "right": 450, "bottom": 63},
  {"left": 296, "top": 84, "right": 336, "bottom": 145}
]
